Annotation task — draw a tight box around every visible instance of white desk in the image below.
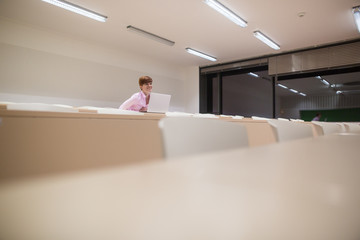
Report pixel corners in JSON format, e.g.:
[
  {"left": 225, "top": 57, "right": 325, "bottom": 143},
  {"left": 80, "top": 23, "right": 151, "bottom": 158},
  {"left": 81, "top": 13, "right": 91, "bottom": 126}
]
[{"left": 1, "top": 134, "right": 360, "bottom": 240}]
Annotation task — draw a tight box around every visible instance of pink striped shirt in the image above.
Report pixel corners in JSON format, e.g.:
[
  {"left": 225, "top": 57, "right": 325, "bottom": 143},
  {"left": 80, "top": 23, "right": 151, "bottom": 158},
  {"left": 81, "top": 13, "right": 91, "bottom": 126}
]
[{"left": 119, "top": 91, "right": 148, "bottom": 111}]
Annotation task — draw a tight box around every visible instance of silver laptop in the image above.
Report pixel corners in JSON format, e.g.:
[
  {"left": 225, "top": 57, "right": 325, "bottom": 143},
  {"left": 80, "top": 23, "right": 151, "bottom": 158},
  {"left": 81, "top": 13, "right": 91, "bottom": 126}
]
[{"left": 147, "top": 92, "right": 171, "bottom": 113}]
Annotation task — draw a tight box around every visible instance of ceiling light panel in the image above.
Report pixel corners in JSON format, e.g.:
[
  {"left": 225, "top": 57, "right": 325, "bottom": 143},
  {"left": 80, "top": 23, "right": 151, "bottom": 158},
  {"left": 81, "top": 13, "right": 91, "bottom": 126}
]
[
  {"left": 185, "top": 48, "right": 217, "bottom": 61},
  {"left": 127, "top": 26, "right": 175, "bottom": 46},
  {"left": 248, "top": 72, "right": 259, "bottom": 78},
  {"left": 42, "top": 0, "right": 108, "bottom": 22},
  {"left": 353, "top": 6, "right": 360, "bottom": 32},
  {"left": 321, "top": 79, "right": 330, "bottom": 86},
  {"left": 277, "top": 83, "right": 306, "bottom": 96},
  {"left": 253, "top": 31, "right": 280, "bottom": 50},
  {"left": 204, "top": 0, "right": 247, "bottom": 27},
  {"left": 277, "top": 84, "right": 288, "bottom": 89}
]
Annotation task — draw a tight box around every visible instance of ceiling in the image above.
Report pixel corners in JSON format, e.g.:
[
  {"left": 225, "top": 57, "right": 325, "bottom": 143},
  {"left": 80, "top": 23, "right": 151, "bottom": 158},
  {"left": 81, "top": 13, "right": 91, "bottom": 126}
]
[
  {"left": 1, "top": 0, "right": 360, "bottom": 97},
  {"left": 1, "top": 0, "right": 360, "bottom": 68}
]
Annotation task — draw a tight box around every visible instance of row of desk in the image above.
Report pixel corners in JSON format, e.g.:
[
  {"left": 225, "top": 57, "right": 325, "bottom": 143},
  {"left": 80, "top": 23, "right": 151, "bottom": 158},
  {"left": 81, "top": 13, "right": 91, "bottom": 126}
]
[
  {"left": 1, "top": 107, "right": 359, "bottom": 180},
  {"left": 1, "top": 107, "right": 359, "bottom": 181},
  {"left": 0, "top": 108, "right": 283, "bottom": 181},
  {"left": 0, "top": 125, "right": 359, "bottom": 239},
  {"left": 1, "top": 106, "right": 360, "bottom": 239}
]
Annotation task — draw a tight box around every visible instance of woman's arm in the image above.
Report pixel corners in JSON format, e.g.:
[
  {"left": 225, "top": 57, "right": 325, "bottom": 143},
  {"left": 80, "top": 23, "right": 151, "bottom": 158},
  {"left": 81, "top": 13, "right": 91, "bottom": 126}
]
[{"left": 119, "top": 94, "right": 138, "bottom": 110}]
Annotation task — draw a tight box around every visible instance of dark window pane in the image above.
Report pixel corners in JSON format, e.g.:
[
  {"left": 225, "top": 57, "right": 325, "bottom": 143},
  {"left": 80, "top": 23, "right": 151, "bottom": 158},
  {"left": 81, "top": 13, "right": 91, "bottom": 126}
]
[{"left": 222, "top": 71, "right": 272, "bottom": 117}]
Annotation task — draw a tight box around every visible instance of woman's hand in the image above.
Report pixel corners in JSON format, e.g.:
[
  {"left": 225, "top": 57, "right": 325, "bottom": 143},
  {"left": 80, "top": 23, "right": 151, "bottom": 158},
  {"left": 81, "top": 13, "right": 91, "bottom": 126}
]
[{"left": 139, "top": 107, "right": 148, "bottom": 112}]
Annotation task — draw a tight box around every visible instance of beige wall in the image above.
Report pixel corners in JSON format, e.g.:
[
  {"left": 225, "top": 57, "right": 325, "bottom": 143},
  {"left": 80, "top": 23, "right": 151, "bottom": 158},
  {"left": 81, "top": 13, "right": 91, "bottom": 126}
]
[
  {"left": 182, "top": 66, "right": 199, "bottom": 113},
  {"left": 0, "top": 18, "right": 199, "bottom": 112}
]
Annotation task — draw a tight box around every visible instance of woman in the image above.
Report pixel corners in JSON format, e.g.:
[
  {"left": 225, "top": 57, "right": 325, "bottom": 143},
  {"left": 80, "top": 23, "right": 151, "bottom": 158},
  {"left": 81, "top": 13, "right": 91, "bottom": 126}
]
[
  {"left": 119, "top": 76, "right": 152, "bottom": 112},
  {"left": 312, "top": 113, "right": 321, "bottom": 121}
]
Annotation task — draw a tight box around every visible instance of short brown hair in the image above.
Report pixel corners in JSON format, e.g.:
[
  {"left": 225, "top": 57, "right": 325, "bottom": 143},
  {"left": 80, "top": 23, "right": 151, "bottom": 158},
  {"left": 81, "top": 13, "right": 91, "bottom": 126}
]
[{"left": 139, "top": 76, "right": 152, "bottom": 86}]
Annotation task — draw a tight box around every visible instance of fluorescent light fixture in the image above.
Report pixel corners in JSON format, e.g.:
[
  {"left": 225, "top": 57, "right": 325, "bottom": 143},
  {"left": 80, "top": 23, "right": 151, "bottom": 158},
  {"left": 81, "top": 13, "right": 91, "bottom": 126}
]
[
  {"left": 42, "top": 0, "right": 107, "bottom": 22},
  {"left": 353, "top": 6, "right": 360, "bottom": 32},
  {"left": 185, "top": 48, "right": 217, "bottom": 61},
  {"left": 127, "top": 26, "right": 175, "bottom": 46},
  {"left": 317, "top": 76, "right": 330, "bottom": 86},
  {"left": 278, "top": 84, "right": 304, "bottom": 95},
  {"left": 248, "top": 72, "right": 259, "bottom": 78},
  {"left": 320, "top": 79, "right": 330, "bottom": 86},
  {"left": 278, "top": 84, "right": 304, "bottom": 96},
  {"left": 204, "top": 0, "right": 247, "bottom": 27},
  {"left": 331, "top": 84, "right": 336, "bottom": 88},
  {"left": 253, "top": 31, "right": 280, "bottom": 50},
  {"left": 277, "top": 84, "right": 288, "bottom": 89},
  {"left": 336, "top": 90, "right": 342, "bottom": 94}
]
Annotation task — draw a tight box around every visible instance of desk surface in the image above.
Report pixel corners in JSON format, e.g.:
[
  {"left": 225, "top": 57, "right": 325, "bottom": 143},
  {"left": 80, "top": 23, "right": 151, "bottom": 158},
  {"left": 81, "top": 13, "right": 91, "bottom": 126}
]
[
  {"left": 1, "top": 133, "right": 359, "bottom": 240},
  {"left": 0, "top": 109, "right": 165, "bottom": 120}
]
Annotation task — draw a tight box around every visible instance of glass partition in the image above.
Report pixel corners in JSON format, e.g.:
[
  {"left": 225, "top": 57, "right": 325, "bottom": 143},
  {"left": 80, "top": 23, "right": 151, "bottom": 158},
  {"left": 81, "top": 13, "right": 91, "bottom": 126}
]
[{"left": 276, "top": 70, "right": 360, "bottom": 121}]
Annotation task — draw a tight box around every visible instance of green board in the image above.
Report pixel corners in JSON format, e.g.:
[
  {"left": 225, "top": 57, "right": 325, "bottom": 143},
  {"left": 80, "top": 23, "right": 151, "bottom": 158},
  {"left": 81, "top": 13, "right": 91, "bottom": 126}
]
[{"left": 300, "top": 108, "right": 360, "bottom": 122}]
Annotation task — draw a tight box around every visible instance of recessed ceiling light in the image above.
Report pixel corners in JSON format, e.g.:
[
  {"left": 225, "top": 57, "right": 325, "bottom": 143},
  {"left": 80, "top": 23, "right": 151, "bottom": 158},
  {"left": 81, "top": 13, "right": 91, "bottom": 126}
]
[{"left": 297, "top": 12, "right": 306, "bottom": 18}]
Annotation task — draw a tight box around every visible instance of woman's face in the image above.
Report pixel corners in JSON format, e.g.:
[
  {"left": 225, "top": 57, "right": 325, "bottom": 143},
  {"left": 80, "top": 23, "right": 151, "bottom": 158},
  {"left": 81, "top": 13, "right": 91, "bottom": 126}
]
[{"left": 140, "top": 82, "right": 152, "bottom": 95}]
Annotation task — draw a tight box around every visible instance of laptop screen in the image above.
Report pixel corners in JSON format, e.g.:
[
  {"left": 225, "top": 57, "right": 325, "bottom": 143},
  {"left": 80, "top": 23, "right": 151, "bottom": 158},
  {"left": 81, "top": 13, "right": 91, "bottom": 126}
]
[{"left": 147, "top": 92, "right": 171, "bottom": 113}]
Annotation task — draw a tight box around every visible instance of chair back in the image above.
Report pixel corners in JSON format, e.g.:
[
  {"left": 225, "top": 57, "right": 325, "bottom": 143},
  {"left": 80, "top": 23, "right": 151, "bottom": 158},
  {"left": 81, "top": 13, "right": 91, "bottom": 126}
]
[
  {"left": 311, "top": 122, "right": 342, "bottom": 135},
  {"left": 268, "top": 119, "right": 313, "bottom": 142},
  {"left": 159, "top": 117, "right": 248, "bottom": 159},
  {"left": 343, "top": 122, "right": 360, "bottom": 133}
]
